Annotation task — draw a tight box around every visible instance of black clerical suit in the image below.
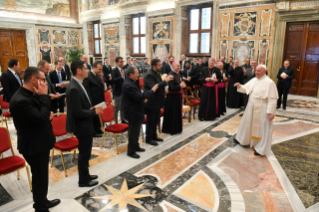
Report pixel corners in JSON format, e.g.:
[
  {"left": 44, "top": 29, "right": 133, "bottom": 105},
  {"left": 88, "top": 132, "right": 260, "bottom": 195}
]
[
  {"left": 0, "top": 69, "right": 22, "bottom": 102},
  {"left": 102, "top": 64, "right": 112, "bottom": 88},
  {"left": 10, "top": 87, "right": 55, "bottom": 212},
  {"left": 144, "top": 69, "right": 168, "bottom": 142},
  {"left": 179, "top": 60, "right": 186, "bottom": 71},
  {"left": 164, "top": 63, "right": 173, "bottom": 74},
  {"left": 63, "top": 64, "right": 72, "bottom": 81},
  {"left": 45, "top": 73, "right": 58, "bottom": 113},
  {"left": 49, "top": 70, "right": 67, "bottom": 112},
  {"left": 86, "top": 63, "right": 92, "bottom": 71},
  {"left": 83, "top": 71, "right": 105, "bottom": 133},
  {"left": 66, "top": 78, "right": 96, "bottom": 184},
  {"left": 227, "top": 66, "right": 244, "bottom": 108},
  {"left": 277, "top": 66, "right": 295, "bottom": 109},
  {"left": 122, "top": 78, "right": 153, "bottom": 155},
  {"left": 111, "top": 66, "right": 125, "bottom": 122}
]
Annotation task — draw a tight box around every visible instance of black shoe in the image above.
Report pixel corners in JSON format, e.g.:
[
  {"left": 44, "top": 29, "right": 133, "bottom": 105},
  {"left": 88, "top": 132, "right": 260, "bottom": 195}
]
[
  {"left": 122, "top": 120, "right": 128, "bottom": 124},
  {"left": 93, "top": 133, "right": 103, "bottom": 137},
  {"left": 46, "top": 199, "right": 61, "bottom": 208},
  {"left": 89, "top": 175, "right": 98, "bottom": 180},
  {"left": 146, "top": 140, "right": 158, "bottom": 146},
  {"left": 153, "top": 137, "right": 163, "bottom": 142},
  {"left": 79, "top": 180, "right": 99, "bottom": 187},
  {"left": 276, "top": 107, "right": 280, "bottom": 109},
  {"left": 233, "top": 138, "right": 240, "bottom": 145},
  {"left": 254, "top": 150, "right": 261, "bottom": 156},
  {"left": 128, "top": 153, "right": 140, "bottom": 159},
  {"left": 95, "top": 129, "right": 104, "bottom": 134},
  {"left": 136, "top": 148, "right": 145, "bottom": 152},
  {"left": 283, "top": 107, "right": 286, "bottom": 110}
]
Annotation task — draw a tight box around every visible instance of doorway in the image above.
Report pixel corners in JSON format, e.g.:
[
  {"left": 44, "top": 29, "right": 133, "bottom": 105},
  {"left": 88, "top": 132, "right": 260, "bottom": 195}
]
[
  {"left": 0, "top": 29, "right": 29, "bottom": 77},
  {"left": 283, "top": 21, "right": 319, "bottom": 97}
]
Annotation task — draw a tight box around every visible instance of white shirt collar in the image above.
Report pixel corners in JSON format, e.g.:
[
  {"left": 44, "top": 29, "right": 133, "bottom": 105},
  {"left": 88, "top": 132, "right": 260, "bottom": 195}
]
[
  {"left": 56, "top": 69, "right": 62, "bottom": 73},
  {"left": 117, "top": 66, "right": 122, "bottom": 71},
  {"left": 8, "top": 68, "right": 16, "bottom": 76},
  {"left": 72, "top": 76, "right": 83, "bottom": 84},
  {"left": 91, "top": 70, "right": 96, "bottom": 76},
  {"left": 257, "top": 75, "right": 267, "bottom": 81}
]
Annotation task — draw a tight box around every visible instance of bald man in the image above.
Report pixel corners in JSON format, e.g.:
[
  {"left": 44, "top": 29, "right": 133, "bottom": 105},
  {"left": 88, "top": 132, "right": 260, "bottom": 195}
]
[{"left": 81, "top": 54, "right": 92, "bottom": 71}]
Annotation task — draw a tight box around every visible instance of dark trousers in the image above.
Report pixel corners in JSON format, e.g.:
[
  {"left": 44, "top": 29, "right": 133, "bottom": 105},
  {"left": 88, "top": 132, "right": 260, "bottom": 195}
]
[
  {"left": 23, "top": 151, "right": 50, "bottom": 212},
  {"left": 58, "top": 96, "right": 65, "bottom": 113},
  {"left": 93, "top": 115, "right": 101, "bottom": 133},
  {"left": 51, "top": 99, "right": 58, "bottom": 113},
  {"left": 277, "top": 84, "right": 289, "bottom": 109},
  {"left": 127, "top": 120, "right": 142, "bottom": 155},
  {"left": 145, "top": 108, "right": 160, "bottom": 142},
  {"left": 77, "top": 135, "right": 93, "bottom": 184}
]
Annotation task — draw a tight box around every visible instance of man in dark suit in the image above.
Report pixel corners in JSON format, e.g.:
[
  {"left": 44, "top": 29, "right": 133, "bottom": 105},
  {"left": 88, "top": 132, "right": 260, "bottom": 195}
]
[
  {"left": 49, "top": 60, "right": 68, "bottom": 113},
  {"left": 181, "top": 61, "right": 192, "bottom": 88},
  {"left": 122, "top": 66, "right": 158, "bottom": 158},
  {"left": 179, "top": 54, "right": 187, "bottom": 73},
  {"left": 81, "top": 54, "right": 92, "bottom": 71},
  {"left": 277, "top": 60, "right": 295, "bottom": 110},
  {"left": 83, "top": 61, "right": 105, "bottom": 137},
  {"left": 102, "top": 57, "right": 112, "bottom": 88},
  {"left": 163, "top": 56, "right": 174, "bottom": 74},
  {"left": 10, "top": 67, "right": 60, "bottom": 212},
  {"left": 144, "top": 59, "right": 173, "bottom": 146},
  {"left": 142, "top": 57, "right": 151, "bottom": 74},
  {"left": 111, "top": 56, "right": 125, "bottom": 123},
  {"left": 66, "top": 60, "right": 103, "bottom": 187},
  {"left": 59, "top": 57, "right": 71, "bottom": 81},
  {"left": 0, "top": 59, "right": 22, "bottom": 102},
  {"left": 203, "top": 56, "right": 208, "bottom": 67},
  {"left": 38, "top": 60, "right": 60, "bottom": 112},
  {"left": 123, "top": 57, "right": 131, "bottom": 71},
  {"left": 191, "top": 57, "right": 197, "bottom": 67}
]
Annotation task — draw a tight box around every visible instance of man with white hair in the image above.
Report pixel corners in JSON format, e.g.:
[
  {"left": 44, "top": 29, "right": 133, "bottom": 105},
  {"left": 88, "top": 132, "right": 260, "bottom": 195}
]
[{"left": 234, "top": 65, "right": 278, "bottom": 156}]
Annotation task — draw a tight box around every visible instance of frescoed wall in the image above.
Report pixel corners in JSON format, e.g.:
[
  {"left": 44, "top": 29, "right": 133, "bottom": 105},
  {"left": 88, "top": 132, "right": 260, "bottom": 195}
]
[{"left": 102, "top": 23, "right": 120, "bottom": 67}]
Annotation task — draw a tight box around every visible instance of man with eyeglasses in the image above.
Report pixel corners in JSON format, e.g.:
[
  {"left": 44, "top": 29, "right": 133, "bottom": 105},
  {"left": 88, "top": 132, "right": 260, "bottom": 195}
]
[
  {"left": 49, "top": 60, "right": 68, "bottom": 113},
  {"left": 0, "top": 59, "right": 22, "bottom": 103}
]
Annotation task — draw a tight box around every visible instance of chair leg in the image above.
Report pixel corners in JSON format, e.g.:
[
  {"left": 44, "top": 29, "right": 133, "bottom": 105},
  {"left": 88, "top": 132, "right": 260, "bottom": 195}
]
[
  {"left": 25, "top": 165, "right": 32, "bottom": 191},
  {"left": 60, "top": 151, "right": 67, "bottom": 177},
  {"left": 193, "top": 105, "right": 197, "bottom": 119},
  {"left": 188, "top": 110, "right": 191, "bottom": 123},
  {"left": 1, "top": 153, "right": 3, "bottom": 159},
  {"left": 100, "top": 132, "right": 106, "bottom": 149},
  {"left": 73, "top": 150, "right": 76, "bottom": 159},
  {"left": 4, "top": 117, "right": 8, "bottom": 129},
  {"left": 50, "top": 149, "right": 54, "bottom": 167},
  {"left": 1, "top": 115, "right": 3, "bottom": 126},
  {"left": 113, "top": 135, "right": 119, "bottom": 154},
  {"left": 17, "top": 169, "right": 20, "bottom": 180},
  {"left": 140, "top": 126, "right": 144, "bottom": 143}
]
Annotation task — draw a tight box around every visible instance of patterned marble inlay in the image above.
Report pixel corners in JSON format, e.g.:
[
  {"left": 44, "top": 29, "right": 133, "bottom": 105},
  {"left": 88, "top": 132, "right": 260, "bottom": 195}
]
[
  {"left": 0, "top": 184, "right": 13, "bottom": 207},
  {"left": 220, "top": 13, "right": 230, "bottom": 37},
  {"left": 258, "top": 39, "right": 269, "bottom": 66},
  {"left": 233, "top": 12, "right": 257, "bottom": 36},
  {"left": 213, "top": 114, "right": 242, "bottom": 135},
  {"left": 272, "top": 132, "right": 319, "bottom": 208},
  {"left": 260, "top": 9, "right": 272, "bottom": 36},
  {"left": 137, "top": 134, "right": 224, "bottom": 186},
  {"left": 49, "top": 153, "right": 98, "bottom": 172}
]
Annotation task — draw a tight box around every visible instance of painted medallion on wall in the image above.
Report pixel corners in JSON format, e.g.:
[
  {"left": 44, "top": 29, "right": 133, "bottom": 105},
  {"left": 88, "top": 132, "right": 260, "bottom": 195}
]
[
  {"left": 39, "top": 46, "right": 52, "bottom": 63},
  {"left": 54, "top": 46, "right": 68, "bottom": 61},
  {"left": 104, "top": 26, "right": 119, "bottom": 44},
  {"left": 68, "top": 31, "right": 79, "bottom": 45},
  {"left": 53, "top": 30, "right": 66, "bottom": 45},
  {"left": 152, "top": 21, "right": 171, "bottom": 40},
  {"left": 38, "top": 29, "right": 50, "bottom": 45},
  {"left": 233, "top": 12, "right": 257, "bottom": 36},
  {"left": 232, "top": 40, "right": 255, "bottom": 66},
  {"left": 152, "top": 43, "right": 170, "bottom": 62}
]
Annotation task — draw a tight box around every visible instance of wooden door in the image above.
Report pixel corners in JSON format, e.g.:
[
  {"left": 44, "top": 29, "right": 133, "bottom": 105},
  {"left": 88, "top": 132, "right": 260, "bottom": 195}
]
[
  {"left": 283, "top": 21, "right": 319, "bottom": 96},
  {"left": 0, "top": 29, "right": 29, "bottom": 77}
]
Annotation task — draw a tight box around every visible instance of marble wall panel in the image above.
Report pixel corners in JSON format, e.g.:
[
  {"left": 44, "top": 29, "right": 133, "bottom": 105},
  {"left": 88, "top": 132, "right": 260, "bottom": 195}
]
[
  {"left": 258, "top": 39, "right": 269, "bottom": 65},
  {"left": 152, "top": 43, "right": 171, "bottom": 62},
  {"left": 103, "top": 23, "right": 120, "bottom": 66},
  {"left": 54, "top": 46, "right": 68, "bottom": 61},
  {"left": 68, "top": 30, "right": 79, "bottom": 45},
  {"left": 37, "top": 29, "right": 50, "bottom": 45},
  {"left": 39, "top": 46, "right": 52, "bottom": 63},
  {"left": 233, "top": 11, "right": 257, "bottom": 36},
  {"left": 232, "top": 40, "right": 255, "bottom": 65},
  {"left": 220, "top": 13, "right": 230, "bottom": 37},
  {"left": 88, "top": 30, "right": 94, "bottom": 55},
  {"left": 125, "top": 25, "right": 131, "bottom": 56},
  {"left": 151, "top": 21, "right": 171, "bottom": 41},
  {"left": 219, "top": 40, "right": 228, "bottom": 59},
  {"left": 52, "top": 30, "right": 67, "bottom": 45},
  {"left": 104, "top": 26, "right": 119, "bottom": 45},
  {"left": 260, "top": 9, "right": 272, "bottom": 36}
]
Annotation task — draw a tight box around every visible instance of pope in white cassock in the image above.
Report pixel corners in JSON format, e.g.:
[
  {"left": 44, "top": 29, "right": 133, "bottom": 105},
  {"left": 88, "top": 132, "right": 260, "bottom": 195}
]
[{"left": 234, "top": 65, "right": 278, "bottom": 156}]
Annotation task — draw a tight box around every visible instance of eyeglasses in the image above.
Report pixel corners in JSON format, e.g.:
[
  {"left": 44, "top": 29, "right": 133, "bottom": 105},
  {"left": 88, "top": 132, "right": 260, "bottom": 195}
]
[{"left": 36, "top": 77, "right": 46, "bottom": 83}]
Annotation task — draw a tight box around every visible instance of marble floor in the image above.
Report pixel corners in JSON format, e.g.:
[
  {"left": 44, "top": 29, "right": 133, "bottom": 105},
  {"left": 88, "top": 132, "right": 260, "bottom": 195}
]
[{"left": 1, "top": 95, "right": 319, "bottom": 212}]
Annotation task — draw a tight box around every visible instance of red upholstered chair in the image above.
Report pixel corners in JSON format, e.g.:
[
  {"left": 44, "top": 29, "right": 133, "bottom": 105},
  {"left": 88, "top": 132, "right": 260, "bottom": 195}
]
[
  {"left": 0, "top": 127, "right": 32, "bottom": 191},
  {"left": 51, "top": 113, "right": 79, "bottom": 177},
  {"left": 0, "top": 95, "right": 11, "bottom": 128},
  {"left": 184, "top": 87, "right": 200, "bottom": 120},
  {"left": 104, "top": 91, "right": 113, "bottom": 105},
  {"left": 99, "top": 104, "right": 128, "bottom": 153},
  {"left": 139, "top": 78, "right": 144, "bottom": 90}
]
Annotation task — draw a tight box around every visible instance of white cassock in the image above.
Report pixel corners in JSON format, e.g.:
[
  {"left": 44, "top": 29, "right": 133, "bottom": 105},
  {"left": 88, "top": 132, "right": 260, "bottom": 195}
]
[{"left": 235, "top": 75, "right": 278, "bottom": 155}]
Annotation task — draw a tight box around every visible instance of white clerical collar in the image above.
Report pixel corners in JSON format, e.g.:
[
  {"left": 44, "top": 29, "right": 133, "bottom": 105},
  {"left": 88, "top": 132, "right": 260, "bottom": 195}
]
[
  {"left": 116, "top": 66, "right": 122, "bottom": 71},
  {"left": 8, "top": 68, "right": 16, "bottom": 76},
  {"left": 91, "top": 70, "right": 96, "bottom": 76},
  {"left": 72, "top": 76, "right": 83, "bottom": 83},
  {"left": 258, "top": 75, "right": 267, "bottom": 81}
]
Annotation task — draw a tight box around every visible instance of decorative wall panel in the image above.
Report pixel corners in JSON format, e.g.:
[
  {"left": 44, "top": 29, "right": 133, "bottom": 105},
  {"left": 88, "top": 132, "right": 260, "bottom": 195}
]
[
  {"left": 54, "top": 46, "right": 68, "bottom": 61},
  {"left": 53, "top": 30, "right": 67, "bottom": 45},
  {"left": 88, "top": 30, "right": 94, "bottom": 55},
  {"left": 68, "top": 31, "right": 79, "bottom": 45},
  {"left": 151, "top": 21, "right": 171, "bottom": 41},
  {"left": 220, "top": 13, "right": 230, "bottom": 37},
  {"left": 258, "top": 39, "right": 269, "bottom": 65},
  {"left": 260, "top": 10, "right": 272, "bottom": 36},
  {"left": 105, "top": 45, "right": 120, "bottom": 67},
  {"left": 38, "top": 29, "right": 50, "bottom": 45},
  {"left": 103, "top": 23, "right": 120, "bottom": 66},
  {"left": 104, "top": 26, "right": 119, "bottom": 44},
  {"left": 219, "top": 40, "right": 228, "bottom": 59},
  {"left": 232, "top": 40, "right": 255, "bottom": 65},
  {"left": 39, "top": 46, "right": 52, "bottom": 63},
  {"left": 152, "top": 43, "right": 171, "bottom": 62},
  {"left": 233, "top": 12, "right": 257, "bottom": 36}
]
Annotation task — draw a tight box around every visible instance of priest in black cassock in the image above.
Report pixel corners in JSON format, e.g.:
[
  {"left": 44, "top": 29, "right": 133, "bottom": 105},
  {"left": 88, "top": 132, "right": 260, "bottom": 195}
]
[
  {"left": 162, "top": 62, "right": 186, "bottom": 135},
  {"left": 198, "top": 58, "right": 222, "bottom": 121},
  {"left": 227, "top": 60, "right": 244, "bottom": 108},
  {"left": 216, "top": 61, "right": 228, "bottom": 115}
]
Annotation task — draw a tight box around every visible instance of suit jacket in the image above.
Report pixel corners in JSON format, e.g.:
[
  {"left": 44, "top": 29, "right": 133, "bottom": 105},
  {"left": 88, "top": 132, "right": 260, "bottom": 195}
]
[
  {"left": 111, "top": 66, "right": 124, "bottom": 97},
  {"left": 164, "top": 63, "right": 173, "bottom": 74},
  {"left": 181, "top": 67, "right": 193, "bottom": 87},
  {"left": 189, "top": 65, "right": 204, "bottom": 85},
  {"left": 203, "top": 61, "right": 208, "bottom": 67},
  {"left": 46, "top": 74, "right": 56, "bottom": 95},
  {"left": 86, "top": 63, "right": 92, "bottom": 71},
  {"left": 122, "top": 78, "right": 153, "bottom": 122},
  {"left": 102, "top": 64, "right": 112, "bottom": 83},
  {"left": 0, "top": 69, "right": 22, "bottom": 102},
  {"left": 144, "top": 69, "right": 168, "bottom": 109},
  {"left": 49, "top": 70, "right": 67, "bottom": 93},
  {"left": 198, "top": 67, "right": 222, "bottom": 84},
  {"left": 179, "top": 60, "right": 186, "bottom": 71},
  {"left": 63, "top": 64, "right": 71, "bottom": 81},
  {"left": 123, "top": 63, "right": 130, "bottom": 71},
  {"left": 83, "top": 71, "right": 105, "bottom": 106},
  {"left": 10, "top": 87, "right": 55, "bottom": 155},
  {"left": 242, "top": 65, "right": 256, "bottom": 84},
  {"left": 66, "top": 79, "right": 96, "bottom": 136},
  {"left": 277, "top": 66, "right": 295, "bottom": 89}
]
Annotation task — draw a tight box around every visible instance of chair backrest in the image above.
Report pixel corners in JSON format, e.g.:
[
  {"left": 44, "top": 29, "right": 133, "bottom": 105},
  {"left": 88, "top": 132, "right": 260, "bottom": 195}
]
[
  {"left": 0, "top": 127, "right": 14, "bottom": 155},
  {"left": 139, "top": 78, "right": 144, "bottom": 88},
  {"left": 193, "top": 85, "right": 202, "bottom": 99},
  {"left": 0, "top": 95, "right": 10, "bottom": 110},
  {"left": 184, "top": 86, "right": 195, "bottom": 102},
  {"left": 51, "top": 114, "right": 68, "bottom": 137},
  {"left": 100, "top": 104, "right": 115, "bottom": 123},
  {"left": 104, "top": 91, "right": 112, "bottom": 104}
]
